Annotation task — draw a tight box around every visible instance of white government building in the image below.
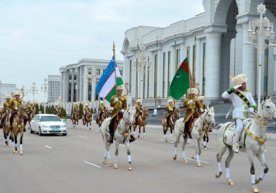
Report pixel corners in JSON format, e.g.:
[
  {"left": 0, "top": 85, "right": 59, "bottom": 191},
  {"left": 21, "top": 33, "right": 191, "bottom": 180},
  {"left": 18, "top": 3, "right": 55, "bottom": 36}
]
[
  {"left": 121, "top": 0, "right": 276, "bottom": 106},
  {"left": 60, "top": 59, "right": 124, "bottom": 103}
]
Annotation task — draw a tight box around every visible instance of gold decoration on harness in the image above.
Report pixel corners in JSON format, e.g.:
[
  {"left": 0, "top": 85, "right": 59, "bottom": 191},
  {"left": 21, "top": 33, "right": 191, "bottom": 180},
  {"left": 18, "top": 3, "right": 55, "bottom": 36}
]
[{"left": 244, "top": 128, "right": 266, "bottom": 145}]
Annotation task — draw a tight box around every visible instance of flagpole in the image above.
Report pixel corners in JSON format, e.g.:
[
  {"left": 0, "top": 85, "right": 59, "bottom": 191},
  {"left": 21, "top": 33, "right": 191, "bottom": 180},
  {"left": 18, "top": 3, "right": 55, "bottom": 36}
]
[{"left": 112, "top": 42, "right": 115, "bottom": 60}]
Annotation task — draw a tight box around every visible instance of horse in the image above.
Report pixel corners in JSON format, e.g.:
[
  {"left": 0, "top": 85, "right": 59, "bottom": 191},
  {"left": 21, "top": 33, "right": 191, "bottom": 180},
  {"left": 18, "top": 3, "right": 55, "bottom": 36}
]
[
  {"left": 10, "top": 106, "right": 27, "bottom": 155},
  {"left": 161, "top": 108, "right": 180, "bottom": 142},
  {"left": 215, "top": 98, "right": 276, "bottom": 193},
  {"left": 71, "top": 110, "right": 80, "bottom": 127},
  {"left": 1, "top": 109, "right": 13, "bottom": 147},
  {"left": 83, "top": 111, "right": 93, "bottom": 129},
  {"left": 173, "top": 106, "right": 215, "bottom": 167},
  {"left": 100, "top": 108, "right": 134, "bottom": 170},
  {"left": 133, "top": 107, "right": 149, "bottom": 139},
  {"left": 96, "top": 110, "right": 109, "bottom": 127}
]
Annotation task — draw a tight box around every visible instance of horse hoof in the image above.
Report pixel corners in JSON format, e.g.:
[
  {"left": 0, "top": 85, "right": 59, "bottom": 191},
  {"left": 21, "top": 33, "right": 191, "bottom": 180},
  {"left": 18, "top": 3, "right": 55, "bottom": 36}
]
[
  {"left": 215, "top": 172, "right": 222, "bottom": 178},
  {"left": 227, "top": 179, "right": 235, "bottom": 186},
  {"left": 128, "top": 167, "right": 132, "bottom": 171},
  {"left": 184, "top": 160, "right": 188, "bottom": 163},
  {"left": 20, "top": 152, "right": 23, "bottom": 155},
  {"left": 252, "top": 187, "right": 259, "bottom": 193},
  {"left": 173, "top": 155, "right": 177, "bottom": 160},
  {"left": 197, "top": 163, "right": 202, "bottom": 167},
  {"left": 13, "top": 150, "right": 18, "bottom": 154}
]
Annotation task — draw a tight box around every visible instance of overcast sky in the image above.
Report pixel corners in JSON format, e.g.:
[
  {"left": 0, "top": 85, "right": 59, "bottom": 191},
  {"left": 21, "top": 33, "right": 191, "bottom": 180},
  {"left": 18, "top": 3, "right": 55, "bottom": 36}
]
[{"left": 0, "top": 0, "right": 204, "bottom": 91}]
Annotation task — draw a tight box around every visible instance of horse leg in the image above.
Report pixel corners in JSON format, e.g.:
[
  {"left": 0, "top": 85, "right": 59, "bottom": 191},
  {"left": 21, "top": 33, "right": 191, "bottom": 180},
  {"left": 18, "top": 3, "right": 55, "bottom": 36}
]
[
  {"left": 255, "top": 152, "right": 269, "bottom": 184},
  {"left": 194, "top": 138, "right": 202, "bottom": 167},
  {"left": 181, "top": 137, "right": 188, "bottom": 163},
  {"left": 113, "top": 141, "right": 120, "bottom": 169},
  {"left": 103, "top": 140, "right": 112, "bottom": 166},
  {"left": 125, "top": 142, "right": 132, "bottom": 171},
  {"left": 215, "top": 145, "right": 227, "bottom": 178},
  {"left": 224, "top": 148, "right": 235, "bottom": 186},
  {"left": 3, "top": 130, "right": 8, "bottom": 146},
  {"left": 173, "top": 132, "right": 180, "bottom": 160},
  {"left": 163, "top": 126, "right": 168, "bottom": 142},
  {"left": 247, "top": 151, "right": 261, "bottom": 193},
  {"left": 19, "top": 133, "right": 23, "bottom": 155},
  {"left": 143, "top": 126, "right": 146, "bottom": 139},
  {"left": 13, "top": 134, "right": 18, "bottom": 154}
]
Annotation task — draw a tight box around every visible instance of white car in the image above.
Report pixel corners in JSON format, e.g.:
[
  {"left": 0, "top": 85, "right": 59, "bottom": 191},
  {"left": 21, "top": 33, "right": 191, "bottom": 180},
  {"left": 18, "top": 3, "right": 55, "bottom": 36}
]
[{"left": 30, "top": 114, "right": 67, "bottom": 136}]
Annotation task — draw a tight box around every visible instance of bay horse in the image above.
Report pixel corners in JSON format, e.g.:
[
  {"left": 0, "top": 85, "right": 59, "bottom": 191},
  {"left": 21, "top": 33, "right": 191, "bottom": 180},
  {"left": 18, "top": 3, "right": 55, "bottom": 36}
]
[
  {"left": 83, "top": 111, "right": 92, "bottom": 129},
  {"left": 173, "top": 106, "right": 215, "bottom": 167},
  {"left": 96, "top": 110, "right": 109, "bottom": 127},
  {"left": 11, "top": 106, "right": 27, "bottom": 155},
  {"left": 71, "top": 110, "right": 80, "bottom": 127},
  {"left": 133, "top": 107, "right": 149, "bottom": 139},
  {"left": 2, "top": 109, "right": 13, "bottom": 147},
  {"left": 100, "top": 108, "right": 134, "bottom": 170},
  {"left": 161, "top": 108, "right": 180, "bottom": 142},
  {"left": 215, "top": 98, "right": 276, "bottom": 193}
]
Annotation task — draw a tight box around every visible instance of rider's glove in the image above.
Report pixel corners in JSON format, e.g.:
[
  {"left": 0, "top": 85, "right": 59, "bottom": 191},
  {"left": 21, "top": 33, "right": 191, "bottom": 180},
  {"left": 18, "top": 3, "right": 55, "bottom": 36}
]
[
  {"left": 114, "top": 97, "right": 118, "bottom": 103},
  {"left": 188, "top": 100, "right": 194, "bottom": 105},
  {"left": 227, "top": 85, "right": 241, "bottom": 94}
]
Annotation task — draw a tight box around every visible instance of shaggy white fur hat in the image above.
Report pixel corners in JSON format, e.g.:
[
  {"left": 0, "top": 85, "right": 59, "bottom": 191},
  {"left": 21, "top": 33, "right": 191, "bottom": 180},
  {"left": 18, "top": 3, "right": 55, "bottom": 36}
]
[
  {"left": 231, "top": 74, "right": 248, "bottom": 86},
  {"left": 136, "top": 99, "right": 142, "bottom": 103},
  {"left": 187, "top": 87, "right": 198, "bottom": 95},
  {"left": 167, "top": 99, "right": 173, "bottom": 103}
]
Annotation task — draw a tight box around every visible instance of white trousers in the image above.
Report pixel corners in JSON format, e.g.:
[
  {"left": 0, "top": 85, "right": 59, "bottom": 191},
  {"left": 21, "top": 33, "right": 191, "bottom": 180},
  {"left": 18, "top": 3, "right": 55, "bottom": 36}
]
[{"left": 233, "top": 119, "right": 243, "bottom": 144}]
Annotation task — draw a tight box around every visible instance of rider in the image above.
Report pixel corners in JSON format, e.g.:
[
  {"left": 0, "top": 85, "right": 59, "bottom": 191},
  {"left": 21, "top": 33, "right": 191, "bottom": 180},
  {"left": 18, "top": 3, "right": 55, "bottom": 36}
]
[
  {"left": 108, "top": 85, "right": 135, "bottom": 143},
  {"left": 222, "top": 74, "right": 256, "bottom": 153},
  {"left": 134, "top": 98, "right": 143, "bottom": 124},
  {"left": 0, "top": 95, "right": 12, "bottom": 128},
  {"left": 197, "top": 95, "right": 209, "bottom": 149},
  {"left": 83, "top": 103, "right": 91, "bottom": 119},
  {"left": 183, "top": 87, "right": 203, "bottom": 138},
  {"left": 54, "top": 104, "right": 62, "bottom": 118},
  {"left": 10, "top": 90, "right": 24, "bottom": 130},
  {"left": 166, "top": 98, "right": 175, "bottom": 125}
]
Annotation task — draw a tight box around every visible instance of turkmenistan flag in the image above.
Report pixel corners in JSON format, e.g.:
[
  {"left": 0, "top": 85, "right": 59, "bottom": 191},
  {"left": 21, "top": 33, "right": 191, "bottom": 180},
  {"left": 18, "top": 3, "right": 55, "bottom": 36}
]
[
  {"left": 169, "top": 57, "right": 190, "bottom": 100},
  {"left": 96, "top": 57, "right": 124, "bottom": 102}
]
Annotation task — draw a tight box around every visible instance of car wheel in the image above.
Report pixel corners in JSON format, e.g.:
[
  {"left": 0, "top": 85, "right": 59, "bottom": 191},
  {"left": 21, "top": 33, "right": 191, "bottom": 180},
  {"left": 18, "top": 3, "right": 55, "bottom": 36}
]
[{"left": 39, "top": 128, "right": 43, "bottom": 136}]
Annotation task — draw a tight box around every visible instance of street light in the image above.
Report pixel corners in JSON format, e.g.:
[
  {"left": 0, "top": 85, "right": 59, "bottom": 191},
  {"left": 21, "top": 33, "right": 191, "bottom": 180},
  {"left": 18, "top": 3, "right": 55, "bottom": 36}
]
[
  {"left": 41, "top": 78, "right": 48, "bottom": 113},
  {"left": 247, "top": 3, "right": 275, "bottom": 111},
  {"left": 30, "top": 82, "right": 38, "bottom": 102}
]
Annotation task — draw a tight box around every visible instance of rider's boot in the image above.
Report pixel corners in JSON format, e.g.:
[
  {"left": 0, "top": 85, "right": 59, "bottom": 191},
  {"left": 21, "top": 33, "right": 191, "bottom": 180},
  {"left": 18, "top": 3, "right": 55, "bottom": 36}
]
[
  {"left": 232, "top": 131, "right": 241, "bottom": 153},
  {"left": 108, "top": 116, "right": 116, "bottom": 143},
  {"left": 129, "top": 134, "right": 136, "bottom": 143}
]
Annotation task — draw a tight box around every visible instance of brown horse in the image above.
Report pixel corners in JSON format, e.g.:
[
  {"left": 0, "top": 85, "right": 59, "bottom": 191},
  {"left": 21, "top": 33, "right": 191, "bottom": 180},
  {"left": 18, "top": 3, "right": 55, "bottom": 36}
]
[
  {"left": 162, "top": 108, "right": 180, "bottom": 142},
  {"left": 71, "top": 110, "right": 80, "bottom": 127},
  {"left": 83, "top": 111, "right": 93, "bottom": 129},
  {"left": 2, "top": 109, "right": 13, "bottom": 147},
  {"left": 11, "top": 106, "right": 26, "bottom": 154},
  {"left": 96, "top": 110, "right": 109, "bottom": 127},
  {"left": 133, "top": 108, "right": 149, "bottom": 138}
]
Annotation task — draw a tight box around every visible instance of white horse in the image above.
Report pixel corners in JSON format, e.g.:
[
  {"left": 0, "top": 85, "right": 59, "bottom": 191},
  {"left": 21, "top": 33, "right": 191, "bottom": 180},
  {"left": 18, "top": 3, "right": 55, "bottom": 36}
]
[
  {"left": 173, "top": 106, "right": 215, "bottom": 167},
  {"left": 100, "top": 108, "right": 134, "bottom": 170},
  {"left": 215, "top": 98, "right": 276, "bottom": 193}
]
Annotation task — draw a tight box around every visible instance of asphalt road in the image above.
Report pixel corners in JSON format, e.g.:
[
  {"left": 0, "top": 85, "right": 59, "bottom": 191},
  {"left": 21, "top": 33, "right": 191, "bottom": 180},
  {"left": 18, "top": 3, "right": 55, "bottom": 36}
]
[{"left": 0, "top": 121, "right": 276, "bottom": 193}]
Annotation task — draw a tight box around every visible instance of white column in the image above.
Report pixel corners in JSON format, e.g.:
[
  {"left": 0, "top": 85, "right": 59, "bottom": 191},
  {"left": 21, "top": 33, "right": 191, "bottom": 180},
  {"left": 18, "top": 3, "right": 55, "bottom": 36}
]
[
  {"left": 83, "top": 66, "right": 88, "bottom": 102},
  {"left": 205, "top": 32, "right": 221, "bottom": 99},
  {"left": 157, "top": 49, "right": 162, "bottom": 98},
  {"left": 70, "top": 69, "right": 74, "bottom": 102}
]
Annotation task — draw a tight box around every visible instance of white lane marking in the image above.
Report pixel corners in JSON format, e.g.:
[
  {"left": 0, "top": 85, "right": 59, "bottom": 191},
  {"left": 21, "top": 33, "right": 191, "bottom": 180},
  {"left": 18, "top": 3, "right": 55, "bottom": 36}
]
[
  {"left": 44, "top": 145, "right": 53, "bottom": 149},
  {"left": 84, "top": 161, "right": 102, "bottom": 168},
  {"left": 187, "top": 157, "right": 209, "bottom": 164}
]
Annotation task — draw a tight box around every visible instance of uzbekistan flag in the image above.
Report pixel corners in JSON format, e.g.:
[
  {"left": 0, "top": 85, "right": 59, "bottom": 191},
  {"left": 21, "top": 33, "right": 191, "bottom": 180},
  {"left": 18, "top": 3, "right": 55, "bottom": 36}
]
[{"left": 96, "top": 57, "right": 124, "bottom": 102}]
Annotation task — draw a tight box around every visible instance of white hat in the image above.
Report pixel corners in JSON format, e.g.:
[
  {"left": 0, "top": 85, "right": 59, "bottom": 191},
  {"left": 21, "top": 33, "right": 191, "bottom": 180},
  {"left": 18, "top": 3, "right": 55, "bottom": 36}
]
[
  {"left": 168, "top": 99, "right": 173, "bottom": 103},
  {"left": 14, "top": 90, "right": 21, "bottom": 96},
  {"left": 136, "top": 99, "right": 142, "bottom": 103},
  {"left": 231, "top": 74, "right": 248, "bottom": 86},
  {"left": 187, "top": 87, "right": 198, "bottom": 95},
  {"left": 100, "top": 101, "right": 104, "bottom": 104},
  {"left": 116, "top": 85, "right": 124, "bottom": 90}
]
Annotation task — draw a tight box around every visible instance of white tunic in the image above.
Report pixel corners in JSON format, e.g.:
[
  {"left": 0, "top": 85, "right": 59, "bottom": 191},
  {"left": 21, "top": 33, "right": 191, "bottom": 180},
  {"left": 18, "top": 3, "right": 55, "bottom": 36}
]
[{"left": 222, "top": 90, "right": 256, "bottom": 119}]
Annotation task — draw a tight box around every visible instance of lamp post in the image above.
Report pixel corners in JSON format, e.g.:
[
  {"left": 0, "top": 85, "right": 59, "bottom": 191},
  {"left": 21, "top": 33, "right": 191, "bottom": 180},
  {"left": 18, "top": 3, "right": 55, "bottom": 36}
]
[
  {"left": 247, "top": 3, "right": 275, "bottom": 111},
  {"left": 30, "top": 82, "right": 38, "bottom": 102},
  {"left": 41, "top": 78, "right": 48, "bottom": 113}
]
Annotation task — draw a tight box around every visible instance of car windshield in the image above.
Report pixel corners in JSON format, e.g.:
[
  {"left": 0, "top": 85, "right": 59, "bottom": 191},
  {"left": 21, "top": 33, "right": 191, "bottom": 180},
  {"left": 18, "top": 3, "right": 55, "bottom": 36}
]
[{"left": 40, "top": 116, "right": 61, "bottom": 122}]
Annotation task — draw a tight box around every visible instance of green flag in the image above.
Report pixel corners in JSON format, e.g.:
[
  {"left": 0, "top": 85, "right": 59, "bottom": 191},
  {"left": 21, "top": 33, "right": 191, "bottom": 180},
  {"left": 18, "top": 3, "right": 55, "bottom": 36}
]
[{"left": 169, "top": 57, "right": 190, "bottom": 100}]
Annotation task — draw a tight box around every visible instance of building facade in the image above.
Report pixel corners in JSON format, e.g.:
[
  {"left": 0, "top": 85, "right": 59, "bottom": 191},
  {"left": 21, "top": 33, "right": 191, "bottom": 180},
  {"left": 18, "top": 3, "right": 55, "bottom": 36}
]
[
  {"left": 47, "top": 75, "right": 61, "bottom": 103},
  {"left": 121, "top": 0, "right": 276, "bottom": 106},
  {"left": 60, "top": 58, "right": 124, "bottom": 103},
  {"left": 0, "top": 80, "right": 16, "bottom": 104}
]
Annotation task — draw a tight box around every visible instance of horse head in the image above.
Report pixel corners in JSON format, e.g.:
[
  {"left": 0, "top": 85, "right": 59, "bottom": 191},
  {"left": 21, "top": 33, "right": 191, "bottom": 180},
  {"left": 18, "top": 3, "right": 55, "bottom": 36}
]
[
  {"left": 122, "top": 108, "right": 134, "bottom": 127},
  {"left": 204, "top": 106, "right": 216, "bottom": 128},
  {"left": 259, "top": 97, "right": 276, "bottom": 120}
]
